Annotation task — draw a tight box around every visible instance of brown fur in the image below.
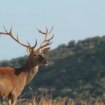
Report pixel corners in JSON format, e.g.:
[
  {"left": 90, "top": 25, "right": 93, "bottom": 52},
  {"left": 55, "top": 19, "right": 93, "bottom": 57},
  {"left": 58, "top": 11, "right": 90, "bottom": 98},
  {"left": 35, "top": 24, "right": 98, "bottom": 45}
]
[{"left": 0, "top": 53, "right": 42, "bottom": 105}]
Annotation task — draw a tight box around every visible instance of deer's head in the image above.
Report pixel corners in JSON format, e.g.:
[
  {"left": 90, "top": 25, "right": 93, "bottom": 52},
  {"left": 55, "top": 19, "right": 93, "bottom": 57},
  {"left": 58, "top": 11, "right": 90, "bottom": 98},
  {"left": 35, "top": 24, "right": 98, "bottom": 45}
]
[{"left": 0, "top": 27, "right": 54, "bottom": 66}]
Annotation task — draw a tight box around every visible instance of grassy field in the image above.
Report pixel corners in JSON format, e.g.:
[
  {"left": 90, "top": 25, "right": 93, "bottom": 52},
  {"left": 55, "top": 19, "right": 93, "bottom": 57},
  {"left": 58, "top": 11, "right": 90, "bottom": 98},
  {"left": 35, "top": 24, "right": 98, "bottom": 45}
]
[
  {"left": 0, "top": 90, "right": 105, "bottom": 105},
  {"left": 1, "top": 96, "right": 104, "bottom": 105},
  {"left": 17, "top": 97, "right": 105, "bottom": 105}
]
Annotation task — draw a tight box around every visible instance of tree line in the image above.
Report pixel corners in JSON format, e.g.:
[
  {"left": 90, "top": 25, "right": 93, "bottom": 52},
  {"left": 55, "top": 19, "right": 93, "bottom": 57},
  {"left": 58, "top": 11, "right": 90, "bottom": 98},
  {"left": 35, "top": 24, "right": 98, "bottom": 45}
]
[{"left": 1, "top": 35, "right": 105, "bottom": 99}]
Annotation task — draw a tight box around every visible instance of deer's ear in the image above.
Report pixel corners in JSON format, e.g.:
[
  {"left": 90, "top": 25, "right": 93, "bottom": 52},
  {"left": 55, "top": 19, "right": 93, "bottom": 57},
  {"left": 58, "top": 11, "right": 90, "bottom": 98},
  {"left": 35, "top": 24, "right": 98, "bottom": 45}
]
[{"left": 42, "top": 47, "right": 50, "bottom": 54}]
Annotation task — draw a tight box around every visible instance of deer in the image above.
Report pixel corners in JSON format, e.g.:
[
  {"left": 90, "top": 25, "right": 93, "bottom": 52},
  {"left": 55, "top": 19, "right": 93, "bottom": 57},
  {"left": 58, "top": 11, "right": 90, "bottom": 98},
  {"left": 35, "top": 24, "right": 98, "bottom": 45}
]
[{"left": 0, "top": 27, "right": 54, "bottom": 105}]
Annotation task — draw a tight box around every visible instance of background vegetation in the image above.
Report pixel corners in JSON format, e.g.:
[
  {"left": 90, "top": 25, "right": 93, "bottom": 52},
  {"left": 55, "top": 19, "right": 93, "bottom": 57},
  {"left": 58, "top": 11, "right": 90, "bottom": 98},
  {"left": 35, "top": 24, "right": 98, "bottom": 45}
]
[{"left": 1, "top": 36, "right": 105, "bottom": 99}]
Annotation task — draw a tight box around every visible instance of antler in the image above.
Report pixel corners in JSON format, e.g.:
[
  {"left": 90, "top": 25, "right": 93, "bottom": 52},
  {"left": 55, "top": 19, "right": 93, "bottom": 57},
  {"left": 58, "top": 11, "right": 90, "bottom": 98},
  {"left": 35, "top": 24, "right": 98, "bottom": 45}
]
[
  {"left": 0, "top": 27, "right": 53, "bottom": 53},
  {"left": 37, "top": 27, "right": 54, "bottom": 50},
  {"left": 0, "top": 27, "right": 37, "bottom": 50}
]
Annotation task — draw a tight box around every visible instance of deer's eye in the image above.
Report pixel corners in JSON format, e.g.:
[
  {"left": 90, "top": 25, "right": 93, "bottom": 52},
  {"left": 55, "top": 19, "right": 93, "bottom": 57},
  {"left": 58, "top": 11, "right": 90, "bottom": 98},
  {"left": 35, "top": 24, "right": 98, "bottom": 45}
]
[
  {"left": 38, "top": 55, "right": 43, "bottom": 60},
  {"left": 38, "top": 55, "right": 42, "bottom": 58},
  {"left": 34, "top": 54, "right": 37, "bottom": 56}
]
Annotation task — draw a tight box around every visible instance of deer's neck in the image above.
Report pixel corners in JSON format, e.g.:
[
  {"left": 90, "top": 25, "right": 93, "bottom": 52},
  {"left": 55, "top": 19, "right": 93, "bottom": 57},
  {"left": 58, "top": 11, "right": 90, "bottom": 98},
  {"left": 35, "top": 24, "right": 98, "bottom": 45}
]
[{"left": 22, "top": 54, "right": 39, "bottom": 84}]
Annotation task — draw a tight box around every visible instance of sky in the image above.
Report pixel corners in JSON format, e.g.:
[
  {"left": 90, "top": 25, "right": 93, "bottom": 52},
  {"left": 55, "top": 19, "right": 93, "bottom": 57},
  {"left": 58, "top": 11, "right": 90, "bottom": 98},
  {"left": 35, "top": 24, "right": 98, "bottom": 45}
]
[{"left": 0, "top": 0, "right": 105, "bottom": 60}]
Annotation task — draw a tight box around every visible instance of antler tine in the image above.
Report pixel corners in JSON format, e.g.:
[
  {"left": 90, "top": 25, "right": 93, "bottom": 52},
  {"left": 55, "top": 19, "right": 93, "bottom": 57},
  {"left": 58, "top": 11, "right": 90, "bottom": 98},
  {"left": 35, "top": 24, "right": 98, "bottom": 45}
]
[
  {"left": 39, "top": 41, "right": 53, "bottom": 49},
  {"left": 4, "top": 26, "right": 8, "bottom": 33},
  {"left": 46, "top": 27, "right": 48, "bottom": 35},
  {"left": 0, "top": 27, "right": 35, "bottom": 49},
  {"left": 0, "top": 26, "right": 9, "bottom": 35},
  {"left": 39, "top": 34, "right": 54, "bottom": 49},
  {"left": 48, "top": 27, "right": 53, "bottom": 35},
  {"left": 37, "top": 29, "right": 47, "bottom": 35},
  {"left": 37, "top": 27, "right": 53, "bottom": 50},
  {"left": 46, "top": 34, "right": 54, "bottom": 42},
  {"left": 32, "top": 39, "right": 37, "bottom": 49},
  {"left": 38, "top": 27, "right": 53, "bottom": 36},
  {"left": 9, "top": 26, "right": 12, "bottom": 35}
]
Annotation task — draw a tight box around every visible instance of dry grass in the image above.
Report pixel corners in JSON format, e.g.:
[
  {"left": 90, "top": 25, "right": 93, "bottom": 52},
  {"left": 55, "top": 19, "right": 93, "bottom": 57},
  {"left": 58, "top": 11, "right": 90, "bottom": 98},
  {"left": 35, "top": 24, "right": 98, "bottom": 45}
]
[
  {"left": 16, "top": 97, "right": 105, "bottom": 105},
  {"left": 0, "top": 92, "right": 105, "bottom": 105},
  {"left": 0, "top": 97, "right": 105, "bottom": 105}
]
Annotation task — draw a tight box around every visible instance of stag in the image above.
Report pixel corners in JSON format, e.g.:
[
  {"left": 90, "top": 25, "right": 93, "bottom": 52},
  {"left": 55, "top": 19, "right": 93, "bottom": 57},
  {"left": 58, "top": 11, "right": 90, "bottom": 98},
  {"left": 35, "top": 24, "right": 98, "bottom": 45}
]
[{"left": 0, "top": 27, "right": 54, "bottom": 105}]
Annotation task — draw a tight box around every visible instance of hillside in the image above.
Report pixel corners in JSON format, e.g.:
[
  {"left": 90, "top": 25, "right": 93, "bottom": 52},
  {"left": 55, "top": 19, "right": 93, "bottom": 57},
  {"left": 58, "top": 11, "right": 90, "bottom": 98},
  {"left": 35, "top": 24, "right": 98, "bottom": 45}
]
[{"left": 1, "top": 36, "right": 105, "bottom": 99}]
